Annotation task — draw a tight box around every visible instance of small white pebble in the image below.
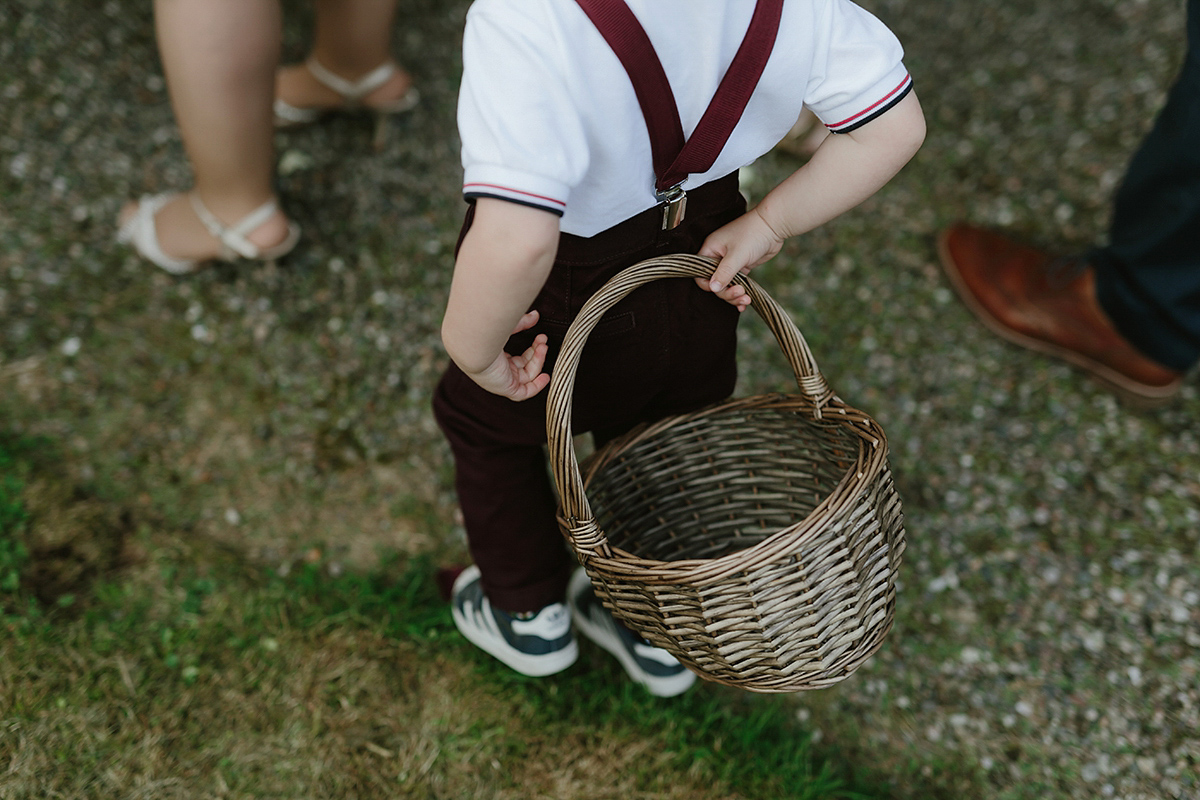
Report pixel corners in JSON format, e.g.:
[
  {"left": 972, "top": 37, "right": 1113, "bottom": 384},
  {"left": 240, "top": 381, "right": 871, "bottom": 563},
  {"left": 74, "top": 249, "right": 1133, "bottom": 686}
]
[
  {"left": 9, "top": 153, "right": 30, "bottom": 178},
  {"left": 1127, "top": 666, "right": 1144, "bottom": 687},
  {"left": 278, "top": 149, "right": 314, "bottom": 176}
]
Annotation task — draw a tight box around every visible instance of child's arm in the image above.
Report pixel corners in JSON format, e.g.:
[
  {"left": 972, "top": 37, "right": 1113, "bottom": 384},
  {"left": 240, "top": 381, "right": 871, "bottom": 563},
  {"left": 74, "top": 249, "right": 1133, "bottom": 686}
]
[
  {"left": 441, "top": 198, "right": 561, "bottom": 401},
  {"left": 700, "top": 91, "right": 927, "bottom": 309}
]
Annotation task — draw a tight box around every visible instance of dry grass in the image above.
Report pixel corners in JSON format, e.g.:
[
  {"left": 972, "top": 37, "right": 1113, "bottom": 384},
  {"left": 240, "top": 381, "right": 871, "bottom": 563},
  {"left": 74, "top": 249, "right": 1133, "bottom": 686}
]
[
  {"left": 1, "top": 593, "right": 834, "bottom": 798},
  {"left": 0, "top": 446, "right": 865, "bottom": 800}
]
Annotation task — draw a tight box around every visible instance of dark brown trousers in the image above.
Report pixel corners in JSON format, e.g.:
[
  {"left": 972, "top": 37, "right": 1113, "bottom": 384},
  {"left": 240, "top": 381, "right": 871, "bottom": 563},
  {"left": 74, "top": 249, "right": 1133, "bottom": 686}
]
[{"left": 433, "top": 173, "right": 745, "bottom": 612}]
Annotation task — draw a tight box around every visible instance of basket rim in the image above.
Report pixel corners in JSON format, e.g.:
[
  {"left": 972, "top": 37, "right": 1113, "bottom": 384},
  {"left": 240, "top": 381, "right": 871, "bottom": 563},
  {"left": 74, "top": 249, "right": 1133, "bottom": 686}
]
[
  {"left": 547, "top": 253, "right": 895, "bottom": 584},
  {"left": 563, "top": 391, "right": 892, "bottom": 586}
]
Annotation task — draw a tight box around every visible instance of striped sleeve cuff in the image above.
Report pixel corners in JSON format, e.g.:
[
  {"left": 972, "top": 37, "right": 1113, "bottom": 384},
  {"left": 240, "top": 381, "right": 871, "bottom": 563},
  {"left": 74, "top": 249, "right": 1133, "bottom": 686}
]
[
  {"left": 824, "top": 69, "right": 913, "bottom": 134},
  {"left": 462, "top": 164, "right": 568, "bottom": 216}
]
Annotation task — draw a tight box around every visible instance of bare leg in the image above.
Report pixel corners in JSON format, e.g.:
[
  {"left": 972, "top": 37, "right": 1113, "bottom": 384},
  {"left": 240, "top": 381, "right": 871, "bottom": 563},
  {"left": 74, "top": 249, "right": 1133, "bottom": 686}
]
[
  {"left": 312, "top": 0, "right": 400, "bottom": 75},
  {"left": 276, "top": 0, "right": 411, "bottom": 112},
  {"left": 122, "top": 0, "right": 291, "bottom": 261}
]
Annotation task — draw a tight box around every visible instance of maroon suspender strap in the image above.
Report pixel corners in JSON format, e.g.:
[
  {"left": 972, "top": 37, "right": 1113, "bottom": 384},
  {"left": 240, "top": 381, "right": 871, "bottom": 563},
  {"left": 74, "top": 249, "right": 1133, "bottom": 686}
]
[
  {"left": 571, "top": 0, "right": 685, "bottom": 194},
  {"left": 571, "top": 0, "right": 686, "bottom": 191},
  {"left": 669, "top": 0, "right": 784, "bottom": 189},
  {"left": 574, "top": 0, "right": 784, "bottom": 197}
]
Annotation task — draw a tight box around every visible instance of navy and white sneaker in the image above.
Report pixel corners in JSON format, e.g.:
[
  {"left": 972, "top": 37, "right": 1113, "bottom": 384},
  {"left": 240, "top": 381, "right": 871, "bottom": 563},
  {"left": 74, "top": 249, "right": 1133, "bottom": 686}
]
[
  {"left": 567, "top": 568, "right": 697, "bottom": 697},
  {"left": 451, "top": 565, "right": 578, "bottom": 677}
]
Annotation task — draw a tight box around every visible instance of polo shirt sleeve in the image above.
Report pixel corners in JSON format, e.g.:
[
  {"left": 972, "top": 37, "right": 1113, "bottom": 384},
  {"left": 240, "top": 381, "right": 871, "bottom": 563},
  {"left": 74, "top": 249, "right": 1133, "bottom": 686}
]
[
  {"left": 458, "top": 0, "right": 589, "bottom": 216},
  {"left": 803, "top": 0, "right": 913, "bottom": 134}
]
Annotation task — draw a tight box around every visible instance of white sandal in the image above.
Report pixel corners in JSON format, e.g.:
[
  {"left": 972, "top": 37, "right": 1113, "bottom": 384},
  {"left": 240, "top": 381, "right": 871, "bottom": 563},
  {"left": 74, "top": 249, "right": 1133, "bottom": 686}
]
[
  {"left": 273, "top": 57, "right": 420, "bottom": 128},
  {"left": 116, "top": 193, "right": 301, "bottom": 275}
]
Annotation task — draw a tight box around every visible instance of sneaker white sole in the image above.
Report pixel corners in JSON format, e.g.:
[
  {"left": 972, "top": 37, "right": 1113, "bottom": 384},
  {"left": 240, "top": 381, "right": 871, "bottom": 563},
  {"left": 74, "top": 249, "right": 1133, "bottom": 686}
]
[
  {"left": 451, "top": 567, "right": 578, "bottom": 677},
  {"left": 568, "top": 570, "right": 697, "bottom": 698}
]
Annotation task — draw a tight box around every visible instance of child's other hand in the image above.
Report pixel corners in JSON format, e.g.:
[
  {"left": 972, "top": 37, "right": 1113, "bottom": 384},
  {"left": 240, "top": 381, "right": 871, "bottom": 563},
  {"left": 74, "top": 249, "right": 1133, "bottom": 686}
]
[
  {"left": 695, "top": 207, "right": 786, "bottom": 309},
  {"left": 463, "top": 310, "right": 551, "bottom": 401}
]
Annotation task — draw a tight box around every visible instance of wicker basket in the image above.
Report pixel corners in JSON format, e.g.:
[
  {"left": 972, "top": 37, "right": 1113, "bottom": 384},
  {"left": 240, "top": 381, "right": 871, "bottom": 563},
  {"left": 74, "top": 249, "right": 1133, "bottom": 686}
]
[{"left": 546, "top": 254, "right": 905, "bottom": 693}]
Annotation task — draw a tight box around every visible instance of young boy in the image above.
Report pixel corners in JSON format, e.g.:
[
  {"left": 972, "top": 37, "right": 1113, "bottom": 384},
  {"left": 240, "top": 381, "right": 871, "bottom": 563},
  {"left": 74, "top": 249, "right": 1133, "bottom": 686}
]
[{"left": 434, "top": 0, "right": 925, "bottom": 696}]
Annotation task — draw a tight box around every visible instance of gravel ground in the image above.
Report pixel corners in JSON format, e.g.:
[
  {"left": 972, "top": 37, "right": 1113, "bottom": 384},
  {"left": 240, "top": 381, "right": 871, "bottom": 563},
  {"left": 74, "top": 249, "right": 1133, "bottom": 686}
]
[{"left": 2, "top": 0, "right": 1197, "bottom": 798}]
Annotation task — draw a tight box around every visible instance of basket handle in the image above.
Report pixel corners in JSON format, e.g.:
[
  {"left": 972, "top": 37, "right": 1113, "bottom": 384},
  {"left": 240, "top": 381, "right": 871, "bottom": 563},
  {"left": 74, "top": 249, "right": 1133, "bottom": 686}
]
[{"left": 545, "top": 253, "right": 835, "bottom": 559}]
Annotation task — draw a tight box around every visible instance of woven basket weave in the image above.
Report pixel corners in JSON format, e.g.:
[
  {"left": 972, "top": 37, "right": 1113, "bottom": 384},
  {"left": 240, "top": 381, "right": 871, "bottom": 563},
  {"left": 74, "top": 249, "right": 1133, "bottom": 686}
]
[{"left": 546, "top": 254, "right": 905, "bottom": 693}]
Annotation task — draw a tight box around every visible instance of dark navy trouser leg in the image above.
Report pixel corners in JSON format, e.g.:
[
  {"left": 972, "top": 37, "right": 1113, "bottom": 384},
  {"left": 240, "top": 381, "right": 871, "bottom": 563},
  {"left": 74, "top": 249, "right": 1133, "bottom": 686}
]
[{"left": 1093, "top": 0, "right": 1200, "bottom": 371}]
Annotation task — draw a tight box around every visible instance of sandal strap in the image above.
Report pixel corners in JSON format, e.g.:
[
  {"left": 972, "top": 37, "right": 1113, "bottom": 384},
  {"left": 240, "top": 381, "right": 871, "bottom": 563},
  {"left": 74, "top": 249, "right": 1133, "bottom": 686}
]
[
  {"left": 305, "top": 57, "right": 396, "bottom": 104},
  {"left": 117, "top": 193, "right": 199, "bottom": 274},
  {"left": 189, "top": 193, "right": 279, "bottom": 260}
]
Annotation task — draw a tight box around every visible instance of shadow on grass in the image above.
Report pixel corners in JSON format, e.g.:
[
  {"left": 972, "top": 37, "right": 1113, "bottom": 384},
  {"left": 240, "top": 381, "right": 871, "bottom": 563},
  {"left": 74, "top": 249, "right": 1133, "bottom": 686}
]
[
  {"left": 2, "top": 434, "right": 973, "bottom": 799},
  {"left": 288, "top": 556, "right": 977, "bottom": 800},
  {"left": 284, "top": 556, "right": 868, "bottom": 799}
]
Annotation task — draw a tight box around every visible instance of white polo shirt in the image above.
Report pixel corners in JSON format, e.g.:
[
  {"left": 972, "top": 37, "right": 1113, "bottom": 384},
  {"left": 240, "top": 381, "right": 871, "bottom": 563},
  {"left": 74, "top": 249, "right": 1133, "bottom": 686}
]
[{"left": 459, "top": 0, "right": 912, "bottom": 237}]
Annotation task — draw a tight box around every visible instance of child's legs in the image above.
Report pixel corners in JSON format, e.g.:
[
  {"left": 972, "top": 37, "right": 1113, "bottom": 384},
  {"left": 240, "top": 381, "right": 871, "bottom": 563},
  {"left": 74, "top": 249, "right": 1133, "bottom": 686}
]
[
  {"left": 433, "top": 367, "right": 574, "bottom": 613},
  {"left": 437, "top": 173, "right": 746, "bottom": 612}
]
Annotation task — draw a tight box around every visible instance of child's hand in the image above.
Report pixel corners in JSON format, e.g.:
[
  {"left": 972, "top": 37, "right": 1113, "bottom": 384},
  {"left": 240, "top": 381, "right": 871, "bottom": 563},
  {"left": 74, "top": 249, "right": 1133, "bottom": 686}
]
[
  {"left": 695, "top": 207, "right": 786, "bottom": 310},
  {"left": 703, "top": 280, "right": 752, "bottom": 312},
  {"left": 462, "top": 310, "right": 551, "bottom": 401}
]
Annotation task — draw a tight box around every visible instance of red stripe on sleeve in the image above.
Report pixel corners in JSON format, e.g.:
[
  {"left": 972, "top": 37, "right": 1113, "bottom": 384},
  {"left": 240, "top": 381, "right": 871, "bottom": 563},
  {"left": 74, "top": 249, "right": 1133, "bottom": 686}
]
[
  {"left": 463, "top": 183, "right": 567, "bottom": 208},
  {"left": 826, "top": 74, "right": 912, "bottom": 129}
]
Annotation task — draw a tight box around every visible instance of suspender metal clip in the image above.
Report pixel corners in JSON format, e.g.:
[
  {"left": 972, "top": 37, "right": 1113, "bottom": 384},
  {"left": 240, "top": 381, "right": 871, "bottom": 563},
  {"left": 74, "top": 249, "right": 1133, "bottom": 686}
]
[{"left": 657, "top": 183, "right": 687, "bottom": 230}]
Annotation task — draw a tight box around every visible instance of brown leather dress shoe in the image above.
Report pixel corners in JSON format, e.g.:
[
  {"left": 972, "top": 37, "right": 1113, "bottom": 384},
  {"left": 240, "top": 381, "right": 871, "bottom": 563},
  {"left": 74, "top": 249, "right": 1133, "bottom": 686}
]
[{"left": 937, "top": 223, "right": 1183, "bottom": 406}]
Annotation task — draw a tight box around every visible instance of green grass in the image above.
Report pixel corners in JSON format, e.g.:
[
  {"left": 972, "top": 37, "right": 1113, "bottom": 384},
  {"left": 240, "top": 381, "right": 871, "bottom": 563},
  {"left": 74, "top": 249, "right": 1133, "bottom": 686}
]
[
  {"left": 0, "top": 435, "right": 40, "bottom": 604},
  {"left": 0, "top": 409, "right": 987, "bottom": 799},
  {"left": 0, "top": 450, "right": 889, "bottom": 799},
  {"left": 294, "top": 558, "right": 868, "bottom": 799},
  {"left": 2, "top": 556, "right": 873, "bottom": 800}
]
